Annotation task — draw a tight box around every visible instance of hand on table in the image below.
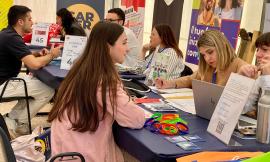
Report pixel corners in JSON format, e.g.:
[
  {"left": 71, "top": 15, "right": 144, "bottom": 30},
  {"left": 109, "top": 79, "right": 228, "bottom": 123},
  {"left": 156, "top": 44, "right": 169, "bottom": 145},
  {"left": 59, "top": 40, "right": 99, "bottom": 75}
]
[{"left": 154, "top": 78, "right": 175, "bottom": 89}]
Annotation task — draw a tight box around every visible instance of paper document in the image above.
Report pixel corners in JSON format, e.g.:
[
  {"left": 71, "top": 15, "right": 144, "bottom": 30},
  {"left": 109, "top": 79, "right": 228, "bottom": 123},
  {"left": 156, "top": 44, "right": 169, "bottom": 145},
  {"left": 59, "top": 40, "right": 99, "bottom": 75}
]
[
  {"left": 160, "top": 90, "right": 195, "bottom": 114},
  {"left": 31, "top": 23, "right": 50, "bottom": 46},
  {"left": 207, "top": 73, "right": 255, "bottom": 144},
  {"left": 167, "top": 99, "right": 196, "bottom": 114},
  {"left": 157, "top": 88, "right": 193, "bottom": 94},
  {"left": 115, "top": 63, "right": 136, "bottom": 72},
  {"left": 60, "top": 35, "right": 87, "bottom": 70},
  {"left": 161, "top": 91, "right": 193, "bottom": 99}
]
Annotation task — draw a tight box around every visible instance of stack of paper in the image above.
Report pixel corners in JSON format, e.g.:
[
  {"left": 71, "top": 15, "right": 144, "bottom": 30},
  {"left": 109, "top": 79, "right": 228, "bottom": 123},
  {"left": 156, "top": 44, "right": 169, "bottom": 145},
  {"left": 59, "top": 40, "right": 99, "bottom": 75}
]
[{"left": 160, "top": 89, "right": 196, "bottom": 114}]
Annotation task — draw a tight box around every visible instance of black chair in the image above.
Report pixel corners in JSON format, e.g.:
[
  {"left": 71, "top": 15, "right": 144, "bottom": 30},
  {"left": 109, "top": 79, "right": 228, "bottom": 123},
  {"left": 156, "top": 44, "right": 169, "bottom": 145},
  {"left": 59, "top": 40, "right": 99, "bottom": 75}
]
[
  {"left": 0, "top": 126, "right": 85, "bottom": 162},
  {"left": 180, "top": 65, "right": 193, "bottom": 77},
  {"left": 50, "top": 152, "right": 85, "bottom": 162},
  {"left": 0, "top": 78, "right": 33, "bottom": 134},
  {"left": 0, "top": 127, "right": 17, "bottom": 162},
  {"left": 0, "top": 113, "right": 11, "bottom": 141}
]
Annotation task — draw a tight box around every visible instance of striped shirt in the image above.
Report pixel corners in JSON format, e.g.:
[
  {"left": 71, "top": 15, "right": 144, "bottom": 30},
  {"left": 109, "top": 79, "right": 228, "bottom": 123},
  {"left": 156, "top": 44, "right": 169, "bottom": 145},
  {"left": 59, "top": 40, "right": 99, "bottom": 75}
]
[{"left": 143, "top": 47, "right": 184, "bottom": 85}]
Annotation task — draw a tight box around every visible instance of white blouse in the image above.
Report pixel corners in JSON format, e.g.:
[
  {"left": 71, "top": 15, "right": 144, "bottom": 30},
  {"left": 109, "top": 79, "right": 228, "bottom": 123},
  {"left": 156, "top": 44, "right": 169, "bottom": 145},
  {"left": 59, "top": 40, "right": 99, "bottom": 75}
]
[{"left": 143, "top": 46, "right": 184, "bottom": 85}]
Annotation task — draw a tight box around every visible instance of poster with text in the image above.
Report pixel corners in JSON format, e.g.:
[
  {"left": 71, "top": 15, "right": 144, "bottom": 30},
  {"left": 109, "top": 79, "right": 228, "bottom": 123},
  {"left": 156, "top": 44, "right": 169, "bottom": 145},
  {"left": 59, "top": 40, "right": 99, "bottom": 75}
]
[
  {"left": 121, "top": 0, "right": 145, "bottom": 46},
  {"left": 186, "top": 0, "right": 244, "bottom": 65},
  {"left": 0, "top": 0, "right": 13, "bottom": 30},
  {"left": 57, "top": 0, "right": 105, "bottom": 32}
]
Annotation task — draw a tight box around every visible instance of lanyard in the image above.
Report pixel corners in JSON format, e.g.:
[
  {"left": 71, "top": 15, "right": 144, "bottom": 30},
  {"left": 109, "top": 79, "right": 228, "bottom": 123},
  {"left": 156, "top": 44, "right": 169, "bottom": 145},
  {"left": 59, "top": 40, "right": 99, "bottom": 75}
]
[
  {"left": 212, "top": 71, "right": 217, "bottom": 84},
  {"left": 146, "top": 47, "right": 166, "bottom": 68},
  {"left": 146, "top": 53, "right": 155, "bottom": 68},
  {"left": 158, "top": 47, "right": 166, "bottom": 53}
]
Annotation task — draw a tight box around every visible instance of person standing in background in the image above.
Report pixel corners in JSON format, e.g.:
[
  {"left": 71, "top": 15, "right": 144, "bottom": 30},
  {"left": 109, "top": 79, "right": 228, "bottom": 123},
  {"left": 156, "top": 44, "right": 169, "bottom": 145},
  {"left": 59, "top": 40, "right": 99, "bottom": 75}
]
[
  {"left": 105, "top": 8, "right": 140, "bottom": 68},
  {"left": 56, "top": 8, "right": 86, "bottom": 40}
]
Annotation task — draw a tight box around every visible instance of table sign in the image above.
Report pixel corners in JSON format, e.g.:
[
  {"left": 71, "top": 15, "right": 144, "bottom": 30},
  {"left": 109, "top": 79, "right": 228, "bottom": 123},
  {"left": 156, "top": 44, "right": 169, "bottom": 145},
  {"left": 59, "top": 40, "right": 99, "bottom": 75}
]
[
  {"left": 207, "top": 73, "right": 255, "bottom": 144},
  {"left": 60, "top": 35, "right": 87, "bottom": 70},
  {"left": 31, "top": 23, "right": 50, "bottom": 46}
]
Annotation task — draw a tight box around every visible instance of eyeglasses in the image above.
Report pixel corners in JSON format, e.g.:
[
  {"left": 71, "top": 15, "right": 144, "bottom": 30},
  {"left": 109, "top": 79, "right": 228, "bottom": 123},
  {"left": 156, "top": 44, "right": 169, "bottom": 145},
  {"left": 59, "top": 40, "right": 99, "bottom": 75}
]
[{"left": 104, "top": 18, "right": 122, "bottom": 22}]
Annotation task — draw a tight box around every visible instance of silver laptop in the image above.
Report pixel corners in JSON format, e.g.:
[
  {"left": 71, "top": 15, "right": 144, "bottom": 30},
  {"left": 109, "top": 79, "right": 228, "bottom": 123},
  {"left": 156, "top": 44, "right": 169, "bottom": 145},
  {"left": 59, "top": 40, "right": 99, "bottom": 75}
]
[
  {"left": 192, "top": 79, "right": 224, "bottom": 120},
  {"left": 192, "top": 80, "right": 257, "bottom": 128}
]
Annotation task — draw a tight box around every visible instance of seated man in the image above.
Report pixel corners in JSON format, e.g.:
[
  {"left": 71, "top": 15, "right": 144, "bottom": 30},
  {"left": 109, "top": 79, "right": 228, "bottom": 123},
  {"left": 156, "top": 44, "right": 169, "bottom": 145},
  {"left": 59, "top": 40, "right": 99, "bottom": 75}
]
[
  {"left": 105, "top": 8, "right": 140, "bottom": 68},
  {"left": 0, "top": 5, "right": 62, "bottom": 135},
  {"left": 239, "top": 32, "right": 270, "bottom": 117}
]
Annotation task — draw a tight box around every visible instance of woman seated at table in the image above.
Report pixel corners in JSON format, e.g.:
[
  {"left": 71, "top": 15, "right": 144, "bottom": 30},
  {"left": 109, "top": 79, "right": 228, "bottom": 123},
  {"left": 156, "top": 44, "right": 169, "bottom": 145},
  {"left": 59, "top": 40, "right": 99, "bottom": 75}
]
[
  {"left": 48, "top": 21, "right": 145, "bottom": 162},
  {"left": 155, "top": 30, "right": 247, "bottom": 89},
  {"left": 56, "top": 8, "right": 86, "bottom": 40},
  {"left": 139, "top": 24, "right": 185, "bottom": 85}
]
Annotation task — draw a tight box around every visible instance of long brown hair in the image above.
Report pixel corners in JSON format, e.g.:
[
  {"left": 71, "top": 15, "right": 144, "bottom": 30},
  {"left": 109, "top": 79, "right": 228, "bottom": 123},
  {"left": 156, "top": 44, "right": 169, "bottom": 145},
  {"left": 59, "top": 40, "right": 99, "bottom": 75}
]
[
  {"left": 48, "top": 21, "right": 124, "bottom": 132},
  {"left": 154, "top": 24, "right": 183, "bottom": 58}
]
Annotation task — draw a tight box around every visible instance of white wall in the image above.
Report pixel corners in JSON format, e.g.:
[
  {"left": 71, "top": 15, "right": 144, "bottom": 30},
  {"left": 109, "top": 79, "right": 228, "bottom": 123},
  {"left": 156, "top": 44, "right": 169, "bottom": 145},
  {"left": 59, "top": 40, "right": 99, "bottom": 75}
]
[
  {"left": 240, "top": 0, "right": 264, "bottom": 32},
  {"left": 178, "top": 0, "right": 195, "bottom": 70},
  {"left": 14, "top": 0, "right": 57, "bottom": 23},
  {"left": 142, "top": 1, "right": 154, "bottom": 45}
]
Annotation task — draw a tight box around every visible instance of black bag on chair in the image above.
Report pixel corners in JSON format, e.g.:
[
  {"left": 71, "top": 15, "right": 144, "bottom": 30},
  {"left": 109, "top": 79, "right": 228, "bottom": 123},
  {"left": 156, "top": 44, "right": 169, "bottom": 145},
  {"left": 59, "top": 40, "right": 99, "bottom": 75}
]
[{"left": 121, "top": 79, "right": 150, "bottom": 98}]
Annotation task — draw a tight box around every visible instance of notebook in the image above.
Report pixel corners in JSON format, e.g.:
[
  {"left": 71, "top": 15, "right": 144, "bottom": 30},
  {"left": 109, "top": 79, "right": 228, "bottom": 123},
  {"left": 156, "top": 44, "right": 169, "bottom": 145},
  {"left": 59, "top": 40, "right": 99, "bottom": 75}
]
[{"left": 192, "top": 79, "right": 224, "bottom": 120}]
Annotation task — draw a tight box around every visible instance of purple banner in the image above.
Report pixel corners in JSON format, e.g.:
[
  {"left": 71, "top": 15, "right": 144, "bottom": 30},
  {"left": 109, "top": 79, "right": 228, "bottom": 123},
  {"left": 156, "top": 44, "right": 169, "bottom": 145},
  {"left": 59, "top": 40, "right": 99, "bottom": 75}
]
[{"left": 185, "top": 0, "right": 243, "bottom": 65}]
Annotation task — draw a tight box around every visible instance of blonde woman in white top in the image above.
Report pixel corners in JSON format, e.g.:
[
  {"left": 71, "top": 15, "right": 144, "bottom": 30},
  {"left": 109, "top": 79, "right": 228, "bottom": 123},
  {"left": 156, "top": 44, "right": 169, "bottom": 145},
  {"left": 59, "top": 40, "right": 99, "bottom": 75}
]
[{"left": 139, "top": 24, "right": 184, "bottom": 85}]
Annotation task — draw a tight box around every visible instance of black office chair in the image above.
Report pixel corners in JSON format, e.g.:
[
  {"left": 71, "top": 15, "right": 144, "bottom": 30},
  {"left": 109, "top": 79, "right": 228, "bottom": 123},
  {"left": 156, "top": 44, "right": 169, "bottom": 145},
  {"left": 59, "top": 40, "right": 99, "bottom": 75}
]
[
  {"left": 180, "top": 65, "right": 193, "bottom": 77},
  {"left": 0, "top": 127, "right": 17, "bottom": 162},
  {"left": 0, "top": 78, "right": 33, "bottom": 134},
  {"left": 0, "top": 113, "right": 11, "bottom": 141},
  {"left": 50, "top": 152, "right": 85, "bottom": 162}
]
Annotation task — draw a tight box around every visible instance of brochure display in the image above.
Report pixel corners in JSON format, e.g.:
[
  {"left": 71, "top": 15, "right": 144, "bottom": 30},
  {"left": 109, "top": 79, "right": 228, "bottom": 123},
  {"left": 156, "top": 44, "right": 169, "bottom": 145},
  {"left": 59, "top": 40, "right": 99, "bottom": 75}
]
[
  {"left": 60, "top": 35, "right": 87, "bottom": 70},
  {"left": 31, "top": 23, "right": 50, "bottom": 47}
]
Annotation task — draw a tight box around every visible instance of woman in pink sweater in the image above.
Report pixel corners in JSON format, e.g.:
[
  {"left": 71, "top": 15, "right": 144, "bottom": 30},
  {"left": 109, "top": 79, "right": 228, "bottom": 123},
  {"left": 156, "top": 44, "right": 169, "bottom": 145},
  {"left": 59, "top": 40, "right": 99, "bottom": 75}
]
[{"left": 48, "top": 21, "right": 145, "bottom": 162}]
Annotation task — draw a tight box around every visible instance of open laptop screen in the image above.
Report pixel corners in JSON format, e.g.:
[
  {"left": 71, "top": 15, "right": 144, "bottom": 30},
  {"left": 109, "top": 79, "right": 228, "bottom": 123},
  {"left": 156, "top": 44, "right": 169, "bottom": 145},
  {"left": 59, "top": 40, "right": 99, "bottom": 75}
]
[{"left": 192, "top": 79, "right": 224, "bottom": 120}]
